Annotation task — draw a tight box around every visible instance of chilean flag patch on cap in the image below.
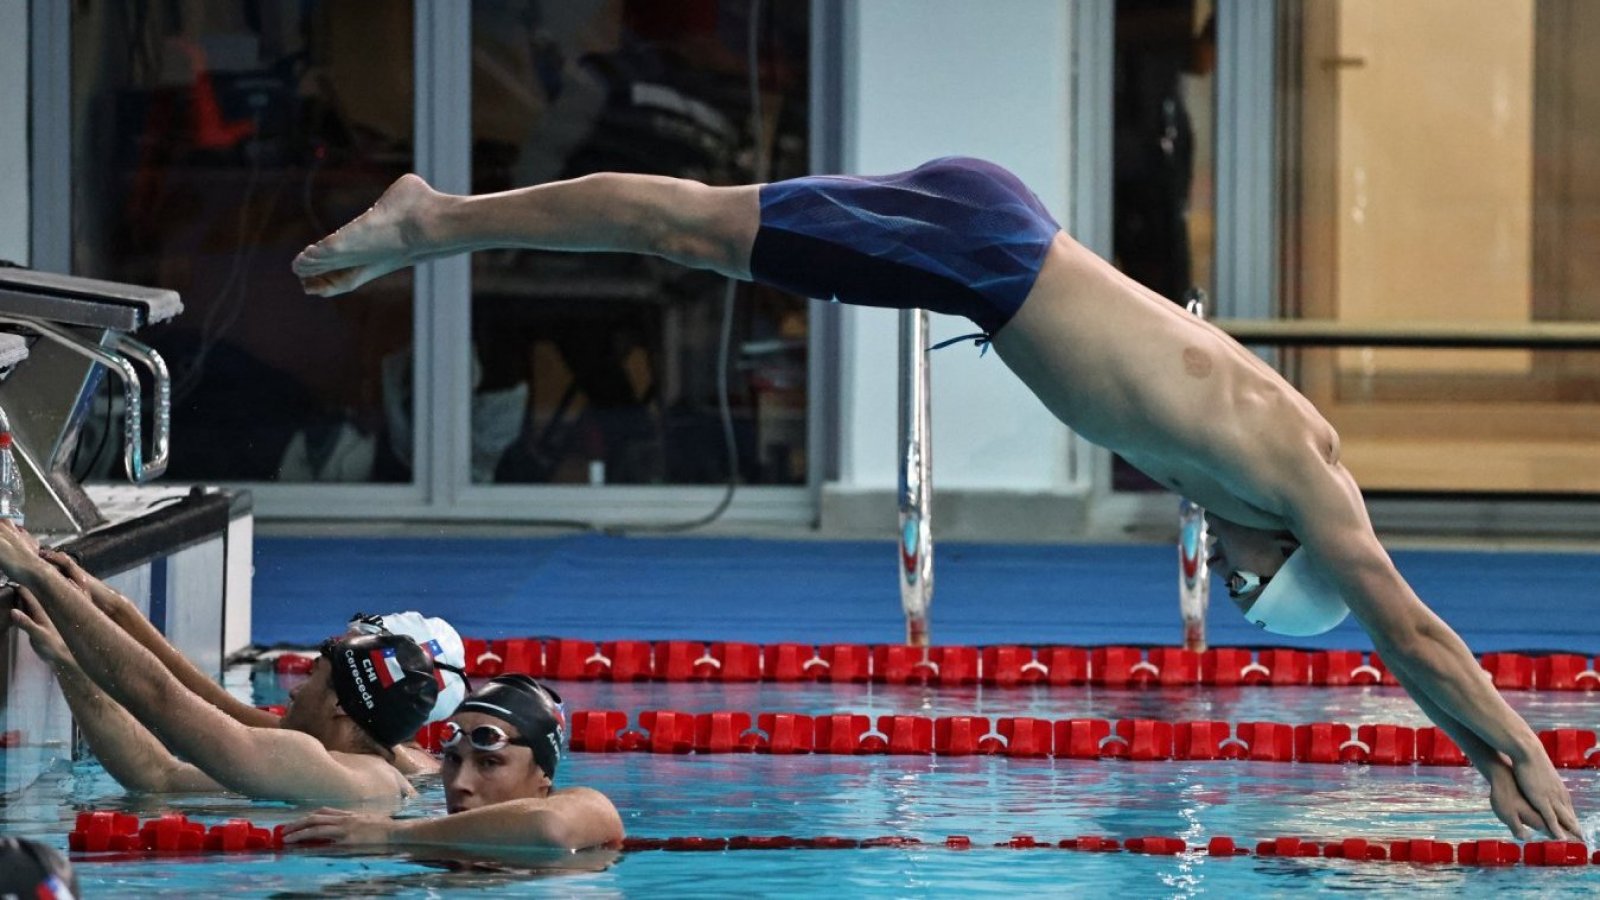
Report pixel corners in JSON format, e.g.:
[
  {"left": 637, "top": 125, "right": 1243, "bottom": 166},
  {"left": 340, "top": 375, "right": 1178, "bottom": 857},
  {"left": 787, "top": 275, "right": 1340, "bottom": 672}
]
[
  {"left": 370, "top": 647, "right": 406, "bottom": 687},
  {"left": 37, "top": 874, "right": 76, "bottom": 900},
  {"left": 421, "top": 639, "right": 448, "bottom": 687}
]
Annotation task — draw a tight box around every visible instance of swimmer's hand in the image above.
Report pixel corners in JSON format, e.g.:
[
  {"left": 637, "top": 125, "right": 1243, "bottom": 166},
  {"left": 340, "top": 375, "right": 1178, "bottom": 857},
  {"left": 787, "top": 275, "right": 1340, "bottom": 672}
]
[
  {"left": 1487, "top": 753, "right": 1583, "bottom": 842},
  {"left": 40, "top": 548, "right": 136, "bottom": 618},
  {"left": 282, "top": 807, "right": 399, "bottom": 847},
  {"left": 9, "top": 586, "right": 76, "bottom": 668},
  {"left": 0, "top": 520, "right": 49, "bottom": 582},
  {"left": 293, "top": 174, "right": 443, "bottom": 297}
]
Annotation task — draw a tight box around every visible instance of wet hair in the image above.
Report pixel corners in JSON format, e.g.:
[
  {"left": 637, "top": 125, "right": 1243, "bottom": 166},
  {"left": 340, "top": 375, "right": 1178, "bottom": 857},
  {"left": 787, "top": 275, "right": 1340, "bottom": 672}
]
[
  {"left": 321, "top": 632, "right": 439, "bottom": 748},
  {"left": 452, "top": 675, "right": 566, "bottom": 780},
  {"left": 0, "top": 836, "right": 77, "bottom": 898}
]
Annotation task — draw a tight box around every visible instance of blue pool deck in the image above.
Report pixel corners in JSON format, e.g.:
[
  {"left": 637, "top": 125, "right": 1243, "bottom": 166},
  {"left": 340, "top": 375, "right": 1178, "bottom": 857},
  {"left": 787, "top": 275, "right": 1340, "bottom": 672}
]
[{"left": 252, "top": 533, "right": 1600, "bottom": 652}]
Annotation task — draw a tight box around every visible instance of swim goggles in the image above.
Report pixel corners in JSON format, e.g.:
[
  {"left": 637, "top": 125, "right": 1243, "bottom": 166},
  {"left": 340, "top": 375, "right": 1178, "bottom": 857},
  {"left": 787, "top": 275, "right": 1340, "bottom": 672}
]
[
  {"left": 439, "top": 721, "right": 532, "bottom": 753},
  {"left": 1225, "top": 569, "right": 1267, "bottom": 605}
]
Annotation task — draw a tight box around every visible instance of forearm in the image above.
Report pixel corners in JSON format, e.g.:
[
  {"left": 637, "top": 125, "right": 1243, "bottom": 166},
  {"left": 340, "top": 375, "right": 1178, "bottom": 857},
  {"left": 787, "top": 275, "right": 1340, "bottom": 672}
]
[
  {"left": 1373, "top": 612, "right": 1542, "bottom": 764},
  {"left": 104, "top": 598, "right": 273, "bottom": 726},
  {"left": 17, "top": 564, "right": 188, "bottom": 734},
  {"left": 1378, "top": 649, "right": 1507, "bottom": 774},
  {"left": 392, "top": 801, "right": 579, "bottom": 851},
  {"left": 50, "top": 659, "right": 214, "bottom": 793}
]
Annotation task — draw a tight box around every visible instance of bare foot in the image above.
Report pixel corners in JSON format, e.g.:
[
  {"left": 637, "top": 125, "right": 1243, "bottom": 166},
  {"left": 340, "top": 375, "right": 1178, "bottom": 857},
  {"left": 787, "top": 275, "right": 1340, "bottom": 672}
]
[{"left": 293, "top": 174, "right": 441, "bottom": 296}]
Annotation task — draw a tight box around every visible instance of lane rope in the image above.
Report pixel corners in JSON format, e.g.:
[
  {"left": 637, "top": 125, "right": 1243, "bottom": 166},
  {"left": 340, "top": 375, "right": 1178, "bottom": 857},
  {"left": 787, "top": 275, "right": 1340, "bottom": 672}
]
[
  {"left": 65, "top": 811, "right": 1596, "bottom": 868},
  {"left": 270, "top": 640, "right": 1600, "bottom": 693},
  {"left": 404, "top": 709, "right": 1600, "bottom": 769}
]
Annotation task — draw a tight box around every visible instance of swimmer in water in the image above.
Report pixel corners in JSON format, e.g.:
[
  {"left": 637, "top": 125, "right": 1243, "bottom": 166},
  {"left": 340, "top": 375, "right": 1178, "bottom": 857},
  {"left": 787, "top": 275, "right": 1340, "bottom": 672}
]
[
  {"left": 19, "top": 549, "right": 467, "bottom": 779},
  {"left": 0, "top": 522, "right": 438, "bottom": 804},
  {"left": 284, "top": 676, "right": 623, "bottom": 852},
  {"left": 0, "top": 835, "right": 78, "bottom": 899},
  {"left": 293, "top": 157, "right": 1580, "bottom": 840}
]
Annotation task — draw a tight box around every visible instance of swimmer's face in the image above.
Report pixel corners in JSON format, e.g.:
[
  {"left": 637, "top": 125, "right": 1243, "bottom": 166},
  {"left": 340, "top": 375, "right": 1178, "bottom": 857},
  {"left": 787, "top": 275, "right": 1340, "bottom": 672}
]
[
  {"left": 441, "top": 711, "right": 551, "bottom": 814},
  {"left": 280, "top": 658, "right": 339, "bottom": 738},
  {"left": 1205, "top": 516, "right": 1298, "bottom": 613}
]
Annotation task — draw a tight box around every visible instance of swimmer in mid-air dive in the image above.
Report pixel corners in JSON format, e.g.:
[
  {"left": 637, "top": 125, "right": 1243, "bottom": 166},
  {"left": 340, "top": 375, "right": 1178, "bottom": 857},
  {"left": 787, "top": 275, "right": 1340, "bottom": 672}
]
[
  {"left": 0, "top": 522, "right": 441, "bottom": 803},
  {"left": 284, "top": 675, "right": 623, "bottom": 852},
  {"left": 294, "top": 156, "right": 1582, "bottom": 841}
]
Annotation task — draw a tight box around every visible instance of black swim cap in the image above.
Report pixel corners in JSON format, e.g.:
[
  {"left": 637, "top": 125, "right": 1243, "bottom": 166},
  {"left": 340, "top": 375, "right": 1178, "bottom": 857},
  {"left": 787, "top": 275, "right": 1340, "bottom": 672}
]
[
  {"left": 453, "top": 675, "right": 566, "bottom": 779},
  {"left": 322, "top": 632, "right": 439, "bottom": 747},
  {"left": 0, "top": 836, "right": 78, "bottom": 898}
]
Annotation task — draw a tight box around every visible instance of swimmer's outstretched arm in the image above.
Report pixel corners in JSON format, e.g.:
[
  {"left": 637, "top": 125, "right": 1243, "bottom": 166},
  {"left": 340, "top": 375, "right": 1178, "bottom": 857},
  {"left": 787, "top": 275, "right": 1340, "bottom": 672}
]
[
  {"left": 8, "top": 587, "right": 222, "bottom": 793},
  {"left": 41, "top": 551, "right": 279, "bottom": 729},
  {"left": 1278, "top": 453, "right": 1582, "bottom": 841},
  {"left": 293, "top": 172, "right": 758, "bottom": 297},
  {"left": 0, "top": 523, "right": 401, "bottom": 804},
  {"left": 282, "top": 790, "right": 624, "bottom": 852}
]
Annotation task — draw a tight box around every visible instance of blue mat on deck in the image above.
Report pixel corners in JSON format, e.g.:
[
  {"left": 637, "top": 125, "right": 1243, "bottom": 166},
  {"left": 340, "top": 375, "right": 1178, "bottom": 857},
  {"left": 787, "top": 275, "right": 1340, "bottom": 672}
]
[{"left": 250, "top": 535, "right": 1600, "bottom": 654}]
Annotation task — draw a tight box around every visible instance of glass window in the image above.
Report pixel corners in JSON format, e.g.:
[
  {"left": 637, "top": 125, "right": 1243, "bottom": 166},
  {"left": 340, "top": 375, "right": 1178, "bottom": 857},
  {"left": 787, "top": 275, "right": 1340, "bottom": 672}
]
[
  {"left": 70, "top": 1, "right": 415, "bottom": 483},
  {"left": 1111, "top": 0, "right": 1217, "bottom": 491},
  {"left": 1279, "top": 0, "right": 1600, "bottom": 494},
  {"left": 466, "top": 0, "right": 811, "bottom": 486}
]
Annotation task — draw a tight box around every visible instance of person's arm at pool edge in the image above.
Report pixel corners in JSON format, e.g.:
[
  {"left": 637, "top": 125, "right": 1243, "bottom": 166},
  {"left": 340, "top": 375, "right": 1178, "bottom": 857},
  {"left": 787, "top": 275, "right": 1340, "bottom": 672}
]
[
  {"left": 282, "top": 790, "right": 625, "bottom": 852},
  {"left": 40, "top": 549, "right": 279, "bottom": 729},
  {"left": 1278, "top": 449, "right": 1581, "bottom": 840},
  {"left": 9, "top": 587, "right": 223, "bottom": 793},
  {"left": 0, "top": 523, "right": 400, "bottom": 803}
]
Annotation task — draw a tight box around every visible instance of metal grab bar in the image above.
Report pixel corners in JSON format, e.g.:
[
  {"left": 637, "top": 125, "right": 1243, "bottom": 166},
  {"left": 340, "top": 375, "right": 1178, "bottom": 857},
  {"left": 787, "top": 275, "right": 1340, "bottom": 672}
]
[
  {"left": 898, "top": 308, "right": 933, "bottom": 648},
  {"left": 108, "top": 333, "right": 172, "bottom": 482},
  {"left": 1213, "top": 319, "right": 1600, "bottom": 349},
  {"left": 0, "top": 317, "right": 171, "bottom": 483},
  {"left": 1178, "top": 290, "right": 1210, "bottom": 652}
]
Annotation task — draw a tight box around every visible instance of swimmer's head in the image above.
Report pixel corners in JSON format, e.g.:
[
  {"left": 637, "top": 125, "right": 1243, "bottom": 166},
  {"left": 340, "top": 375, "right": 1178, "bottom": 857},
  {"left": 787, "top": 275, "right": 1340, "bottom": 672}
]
[
  {"left": 347, "top": 611, "right": 468, "bottom": 724},
  {"left": 0, "top": 835, "right": 77, "bottom": 899},
  {"left": 1206, "top": 517, "right": 1350, "bottom": 636},
  {"left": 292, "top": 632, "right": 439, "bottom": 749},
  {"left": 441, "top": 676, "right": 566, "bottom": 813}
]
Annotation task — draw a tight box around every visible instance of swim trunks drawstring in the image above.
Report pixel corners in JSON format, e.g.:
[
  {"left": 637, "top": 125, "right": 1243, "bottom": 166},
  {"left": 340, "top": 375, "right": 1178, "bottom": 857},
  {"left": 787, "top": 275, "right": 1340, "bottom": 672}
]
[{"left": 927, "top": 332, "right": 992, "bottom": 356}]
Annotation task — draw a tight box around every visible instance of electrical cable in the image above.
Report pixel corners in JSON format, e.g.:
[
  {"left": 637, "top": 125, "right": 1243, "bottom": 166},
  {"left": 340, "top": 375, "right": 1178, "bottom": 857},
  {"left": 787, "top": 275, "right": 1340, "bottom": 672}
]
[
  {"left": 597, "top": 0, "right": 766, "bottom": 535},
  {"left": 485, "top": 0, "right": 767, "bottom": 536}
]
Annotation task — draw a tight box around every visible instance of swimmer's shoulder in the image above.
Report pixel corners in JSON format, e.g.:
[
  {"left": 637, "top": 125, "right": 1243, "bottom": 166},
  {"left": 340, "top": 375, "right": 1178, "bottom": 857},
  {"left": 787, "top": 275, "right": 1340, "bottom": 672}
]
[
  {"left": 548, "top": 786, "right": 621, "bottom": 820},
  {"left": 392, "top": 742, "right": 442, "bottom": 777},
  {"left": 329, "top": 748, "right": 418, "bottom": 798}
]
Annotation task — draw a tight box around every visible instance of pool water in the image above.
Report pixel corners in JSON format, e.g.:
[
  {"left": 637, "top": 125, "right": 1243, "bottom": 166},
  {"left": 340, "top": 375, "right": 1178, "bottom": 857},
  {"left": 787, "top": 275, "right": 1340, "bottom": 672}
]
[{"left": 3, "top": 669, "right": 1597, "bottom": 897}]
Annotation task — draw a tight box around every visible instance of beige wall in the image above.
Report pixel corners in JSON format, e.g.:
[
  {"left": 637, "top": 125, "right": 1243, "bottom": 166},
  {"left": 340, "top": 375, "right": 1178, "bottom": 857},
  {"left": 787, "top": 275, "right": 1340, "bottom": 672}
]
[{"left": 1334, "top": 0, "right": 1534, "bottom": 375}]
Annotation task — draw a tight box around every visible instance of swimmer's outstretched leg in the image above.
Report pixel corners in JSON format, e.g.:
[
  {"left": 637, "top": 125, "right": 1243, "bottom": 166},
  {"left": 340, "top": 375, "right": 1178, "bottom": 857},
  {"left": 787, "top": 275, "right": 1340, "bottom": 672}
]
[{"left": 294, "top": 173, "right": 760, "bottom": 297}]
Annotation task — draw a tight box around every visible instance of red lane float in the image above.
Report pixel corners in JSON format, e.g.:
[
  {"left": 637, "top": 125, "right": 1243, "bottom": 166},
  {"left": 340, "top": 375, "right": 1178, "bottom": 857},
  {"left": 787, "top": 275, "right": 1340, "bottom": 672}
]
[
  {"left": 612, "top": 829, "right": 1591, "bottom": 868},
  {"left": 559, "top": 711, "right": 1585, "bottom": 770},
  {"left": 69, "top": 812, "right": 282, "bottom": 855},
  {"left": 73, "top": 811, "right": 1589, "bottom": 870},
  {"left": 316, "top": 639, "right": 1600, "bottom": 690},
  {"left": 271, "top": 653, "right": 314, "bottom": 676}
]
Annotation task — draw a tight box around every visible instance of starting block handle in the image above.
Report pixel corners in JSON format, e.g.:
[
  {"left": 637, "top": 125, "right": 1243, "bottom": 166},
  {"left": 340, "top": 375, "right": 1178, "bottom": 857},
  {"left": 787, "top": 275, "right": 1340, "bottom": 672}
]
[{"left": 1, "top": 318, "right": 171, "bottom": 482}]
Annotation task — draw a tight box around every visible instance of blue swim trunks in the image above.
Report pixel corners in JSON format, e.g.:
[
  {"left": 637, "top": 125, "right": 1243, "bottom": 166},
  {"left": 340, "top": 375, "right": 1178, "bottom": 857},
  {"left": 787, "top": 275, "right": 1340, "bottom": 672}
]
[{"left": 749, "top": 157, "right": 1061, "bottom": 336}]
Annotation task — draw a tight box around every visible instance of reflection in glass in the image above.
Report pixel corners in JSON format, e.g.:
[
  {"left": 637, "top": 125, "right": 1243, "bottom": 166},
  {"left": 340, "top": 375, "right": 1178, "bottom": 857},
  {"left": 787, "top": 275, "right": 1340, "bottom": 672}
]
[
  {"left": 71, "top": 1, "right": 415, "bottom": 483},
  {"left": 1111, "top": 0, "right": 1217, "bottom": 491},
  {"left": 466, "top": 1, "right": 811, "bottom": 486}
]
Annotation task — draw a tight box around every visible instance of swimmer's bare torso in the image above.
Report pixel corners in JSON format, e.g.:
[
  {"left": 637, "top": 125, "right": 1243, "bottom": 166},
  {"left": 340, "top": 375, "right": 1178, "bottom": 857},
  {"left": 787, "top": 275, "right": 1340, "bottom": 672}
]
[{"left": 990, "top": 231, "right": 1328, "bottom": 531}]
